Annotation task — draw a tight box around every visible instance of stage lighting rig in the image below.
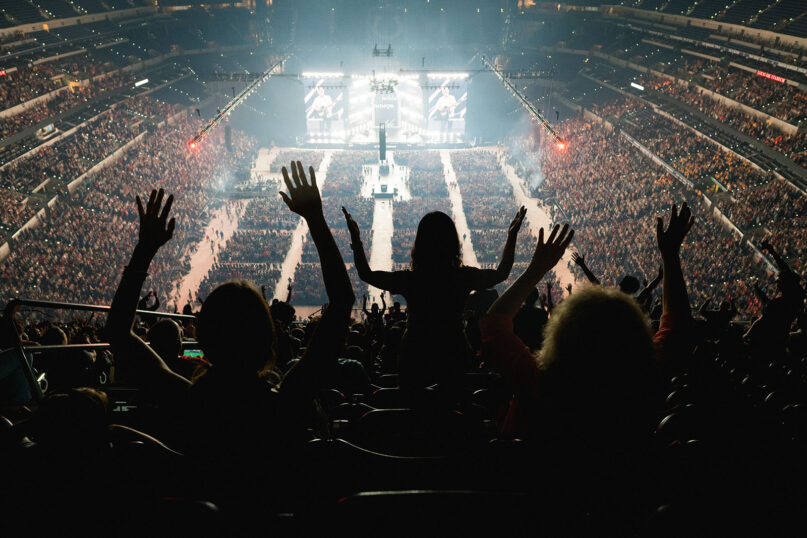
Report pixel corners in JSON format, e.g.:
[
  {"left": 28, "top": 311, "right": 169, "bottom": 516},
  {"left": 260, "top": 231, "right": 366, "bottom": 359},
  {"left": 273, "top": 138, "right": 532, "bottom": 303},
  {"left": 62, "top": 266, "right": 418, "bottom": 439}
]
[
  {"left": 480, "top": 55, "right": 566, "bottom": 148},
  {"left": 189, "top": 56, "right": 287, "bottom": 150},
  {"left": 372, "top": 44, "right": 393, "bottom": 57},
  {"left": 369, "top": 78, "right": 397, "bottom": 94}
]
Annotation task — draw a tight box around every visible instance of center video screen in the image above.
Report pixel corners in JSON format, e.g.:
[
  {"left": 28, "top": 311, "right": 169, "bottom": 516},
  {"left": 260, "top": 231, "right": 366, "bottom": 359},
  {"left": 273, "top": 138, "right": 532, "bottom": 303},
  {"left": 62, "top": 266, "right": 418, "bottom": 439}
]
[
  {"left": 426, "top": 74, "right": 467, "bottom": 143},
  {"left": 303, "top": 73, "right": 346, "bottom": 140}
]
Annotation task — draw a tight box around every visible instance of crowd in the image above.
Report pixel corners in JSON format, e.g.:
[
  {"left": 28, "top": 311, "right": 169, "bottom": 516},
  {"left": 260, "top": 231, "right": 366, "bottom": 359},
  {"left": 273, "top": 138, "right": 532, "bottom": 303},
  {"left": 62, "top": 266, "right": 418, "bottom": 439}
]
[
  {"left": 0, "top": 137, "right": 805, "bottom": 534},
  {"left": 0, "top": 63, "right": 65, "bottom": 110},
  {"left": 0, "top": 188, "right": 35, "bottom": 235},
  {"left": 591, "top": 95, "right": 806, "bottom": 283},
  {"left": 0, "top": 115, "right": 257, "bottom": 309},
  {"left": 217, "top": 230, "right": 292, "bottom": 264},
  {"left": 686, "top": 60, "right": 807, "bottom": 125},
  {"left": 0, "top": 105, "right": 144, "bottom": 192},
  {"left": 0, "top": 70, "right": 140, "bottom": 140},
  {"left": 529, "top": 117, "right": 778, "bottom": 317},
  {"left": 644, "top": 76, "right": 807, "bottom": 167},
  {"left": 269, "top": 150, "right": 323, "bottom": 172},
  {"left": 196, "top": 196, "right": 294, "bottom": 301}
]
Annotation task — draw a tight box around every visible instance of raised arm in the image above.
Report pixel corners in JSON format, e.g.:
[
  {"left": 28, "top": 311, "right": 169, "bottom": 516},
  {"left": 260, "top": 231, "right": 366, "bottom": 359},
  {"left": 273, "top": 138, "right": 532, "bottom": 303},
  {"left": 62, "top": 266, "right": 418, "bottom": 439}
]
[
  {"left": 487, "top": 224, "right": 574, "bottom": 320},
  {"left": 760, "top": 238, "right": 791, "bottom": 275},
  {"left": 752, "top": 282, "right": 770, "bottom": 307},
  {"left": 493, "top": 206, "right": 526, "bottom": 281},
  {"left": 656, "top": 202, "right": 695, "bottom": 320},
  {"left": 105, "top": 189, "right": 190, "bottom": 401},
  {"left": 546, "top": 281, "right": 554, "bottom": 312},
  {"left": 279, "top": 162, "right": 355, "bottom": 400},
  {"left": 344, "top": 207, "right": 404, "bottom": 292},
  {"left": 698, "top": 297, "right": 713, "bottom": 317},
  {"left": 638, "top": 265, "right": 663, "bottom": 308},
  {"left": 467, "top": 207, "right": 526, "bottom": 290},
  {"left": 362, "top": 294, "right": 370, "bottom": 317},
  {"left": 380, "top": 292, "right": 387, "bottom": 315},
  {"left": 571, "top": 252, "right": 600, "bottom": 285}
]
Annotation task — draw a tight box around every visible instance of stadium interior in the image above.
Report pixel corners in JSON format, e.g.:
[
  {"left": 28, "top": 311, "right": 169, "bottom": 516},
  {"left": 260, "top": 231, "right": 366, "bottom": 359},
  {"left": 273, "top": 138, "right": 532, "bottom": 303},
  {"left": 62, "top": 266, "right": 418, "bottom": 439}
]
[{"left": 1, "top": 0, "right": 807, "bottom": 535}]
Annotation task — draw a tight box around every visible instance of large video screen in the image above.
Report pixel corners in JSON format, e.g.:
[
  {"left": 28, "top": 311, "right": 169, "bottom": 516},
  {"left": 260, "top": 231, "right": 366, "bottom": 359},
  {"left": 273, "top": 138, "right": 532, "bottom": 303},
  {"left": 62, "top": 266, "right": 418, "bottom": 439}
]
[
  {"left": 426, "top": 74, "right": 467, "bottom": 142},
  {"left": 303, "top": 72, "right": 467, "bottom": 144},
  {"left": 303, "top": 73, "right": 346, "bottom": 140}
]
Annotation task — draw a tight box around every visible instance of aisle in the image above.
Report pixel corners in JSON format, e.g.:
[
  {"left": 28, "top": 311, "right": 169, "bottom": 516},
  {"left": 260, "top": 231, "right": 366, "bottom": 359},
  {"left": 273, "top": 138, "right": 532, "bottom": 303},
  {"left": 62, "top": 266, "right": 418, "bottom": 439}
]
[
  {"left": 440, "top": 150, "right": 479, "bottom": 267},
  {"left": 367, "top": 198, "right": 393, "bottom": 304},
  {"left": 498, "top": 150, "right": 577, "bottom": 289},
  {"left": 274, "top": 151, "right": 333, "bottom": 301},
  {"left": 171, "top": 199, "right": 246, "bottom": 311}
]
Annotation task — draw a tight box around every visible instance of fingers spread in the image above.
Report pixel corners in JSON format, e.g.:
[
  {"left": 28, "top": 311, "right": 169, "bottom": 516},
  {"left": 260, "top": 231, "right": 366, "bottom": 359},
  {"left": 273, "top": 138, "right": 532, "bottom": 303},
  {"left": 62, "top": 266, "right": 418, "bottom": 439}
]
[
  {"left": 547, "top": 224, "right": 559, "bottom": 243},
  {"left": 159, "top": 195, "right": 174, "bottom": 222},
  {"left": 296, "top": 161, "right": 306, "bottom": 186},
  {"left": 555, "top": 223, "right": 570, "bottom": 245},
  {"left": 560, "top": 229, "right": 574, "bottom": 250},
  {"left": 154, "top": 189, "right": 165, "bottom": 214},
  {"left": 290, "top": 161, "right": 301, "bottom": 187},
  {"left": 281, "top": 167, "right": 294, "bottom": 193}
]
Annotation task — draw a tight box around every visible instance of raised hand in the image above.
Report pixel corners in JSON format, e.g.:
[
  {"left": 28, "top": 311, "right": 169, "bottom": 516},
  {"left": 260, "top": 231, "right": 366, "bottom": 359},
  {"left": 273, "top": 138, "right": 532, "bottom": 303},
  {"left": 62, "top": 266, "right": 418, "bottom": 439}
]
[
  {"left": 136, "top": 188, "right": 175, "bottom": 253},
  {"left": 656, "top": 202, "right": 694, "bottom": 258},
  {"left": 342, "top": 207, "right": 362, "bottom": 246},
  {"left": 507, "top": 206, "right": 527, "bottom": 238},
  {"left": 566, "top": 283, "right": 572, "bottom": 295},
  {"left": 528, "top": 224, "right": 574, "bottom": 276},
  {"left": 280, "top": 161, "right": 322, "bottom": 220},
  {"left": 571, "top": 252, "right": 585, "bottom": 267}
]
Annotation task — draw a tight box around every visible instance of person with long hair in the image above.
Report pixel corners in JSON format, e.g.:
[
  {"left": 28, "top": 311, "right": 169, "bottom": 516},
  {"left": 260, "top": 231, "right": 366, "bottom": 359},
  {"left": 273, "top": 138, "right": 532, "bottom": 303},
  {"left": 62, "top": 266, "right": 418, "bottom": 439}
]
[
  {"left": 105, "top": 162, "right": 354, "bottom": 516},
  {"left": 343, "top": 205, "right": 525, "bottom": 391}
]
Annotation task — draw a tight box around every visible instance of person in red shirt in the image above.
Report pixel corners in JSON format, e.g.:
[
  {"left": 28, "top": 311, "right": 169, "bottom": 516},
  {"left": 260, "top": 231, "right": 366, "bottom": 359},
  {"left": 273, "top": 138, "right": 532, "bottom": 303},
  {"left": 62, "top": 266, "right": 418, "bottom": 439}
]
[{"left": 481, "top": 202, "right": 695, "bottom": 443}]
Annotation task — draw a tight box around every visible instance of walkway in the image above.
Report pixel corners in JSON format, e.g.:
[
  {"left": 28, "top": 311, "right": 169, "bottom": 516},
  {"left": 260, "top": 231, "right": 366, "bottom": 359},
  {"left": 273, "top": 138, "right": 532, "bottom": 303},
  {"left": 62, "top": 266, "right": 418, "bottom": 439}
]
[
  {"left": 273, "top": 151, "right": 333, "bottom": 301},
  {"left": 171, "top": 199, "right": 246, "bottom": 311},
  {"left": 367, "top": 198, "right": 393, "bottom": 304},
  {"left": 498, "top": 150, "right": 577, "bottom": 289},
  {"left": 440, "top": 150, "right": 479, "bottom": 267}
]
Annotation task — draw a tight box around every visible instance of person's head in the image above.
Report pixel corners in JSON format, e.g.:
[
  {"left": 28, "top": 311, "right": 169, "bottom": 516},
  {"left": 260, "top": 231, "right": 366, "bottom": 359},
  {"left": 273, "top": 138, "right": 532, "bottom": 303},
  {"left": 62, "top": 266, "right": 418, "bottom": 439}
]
[
  {"left": 441, "top": 85, "right": 449, "bottom": 96},
  {"left": 392, "top": 301, "right": 401, "bottom": 313},
  {"left": 196, "top": 280, "right": 276, "bottom": 376},
  {"left": 618, "top": 275, "right": 641, "bottom": 295},
  {"left": 31, "top": 388, "right": 110, "bottom": 451},
  {"left": 40, "top": 325, "right": 67, "bottom": 346},
  {"left": 270, "top": 300, "right": 295, "bottom": 327},
  {"left": 147, "top": 319, "right": 182, "bottom": 364},
  {"left": 371, "top": 303, "right": 380, "bottom": 315},
  {"left": 538, "top": 286, "right": 659, "bottom": 445},
  {"left": 316, "top": 85, "right": 325, "bottom": 96},
  {"left": 411, "top": 211, "right": 461, "bottom": 272},
  {"left": 525, "top": 288, "right": 540, "bottom": 307}
]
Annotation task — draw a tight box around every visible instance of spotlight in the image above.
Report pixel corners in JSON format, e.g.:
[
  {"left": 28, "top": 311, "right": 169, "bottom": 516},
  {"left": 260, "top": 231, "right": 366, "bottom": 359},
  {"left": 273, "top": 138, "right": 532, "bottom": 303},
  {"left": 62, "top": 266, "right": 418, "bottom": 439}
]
[
  {"left": 556, "top": 141, "right": 567, "bottom": 150},
  {"left": 188, "top": 141, "right": 197, "bottom": 150}
]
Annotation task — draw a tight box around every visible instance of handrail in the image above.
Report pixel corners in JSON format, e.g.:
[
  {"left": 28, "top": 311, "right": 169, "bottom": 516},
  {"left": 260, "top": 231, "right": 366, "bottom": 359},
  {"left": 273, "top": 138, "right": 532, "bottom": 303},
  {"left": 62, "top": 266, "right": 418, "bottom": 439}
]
[
  {"left": 3, "top": 298, "right": 196, "bottom": 321},
  {"left": 23, "top": 341, "right": 201, "bottom": 353},
  {"left": 1, "top": 298, "right": 197, "bottom": 403}
]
